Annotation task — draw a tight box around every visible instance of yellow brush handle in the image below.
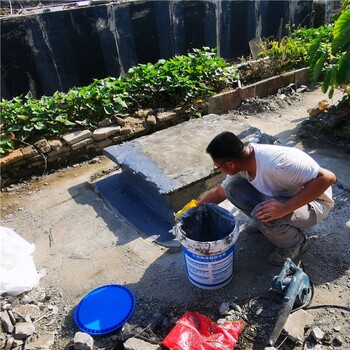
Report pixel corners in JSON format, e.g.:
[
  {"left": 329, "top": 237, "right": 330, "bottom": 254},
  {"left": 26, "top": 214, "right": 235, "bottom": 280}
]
[{"left": 175, "top": 199, "right": 198, "bottom": 221}]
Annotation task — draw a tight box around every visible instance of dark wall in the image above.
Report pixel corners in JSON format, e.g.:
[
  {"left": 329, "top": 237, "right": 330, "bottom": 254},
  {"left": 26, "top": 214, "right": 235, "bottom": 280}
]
[{"left": 1, "top": 0, "right": 314, "bottom": 100}]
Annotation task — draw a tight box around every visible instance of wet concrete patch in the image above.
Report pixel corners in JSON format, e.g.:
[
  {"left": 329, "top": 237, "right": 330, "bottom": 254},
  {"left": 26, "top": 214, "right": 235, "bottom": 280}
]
[{"left": 94, "top": 169, "right": 175, "bottom": 244}]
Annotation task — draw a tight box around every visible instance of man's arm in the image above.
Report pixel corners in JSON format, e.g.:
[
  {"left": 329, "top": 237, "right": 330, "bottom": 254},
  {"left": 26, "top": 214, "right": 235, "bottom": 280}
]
[
  {"left": 256, "top": 167, "right": 336, "bottom": 222},
  {"left": 175, "top": 187, "right": 226, "bottom": 221},
  {"left": 197, "top": 186, "right": 227, "bottom": 205}
]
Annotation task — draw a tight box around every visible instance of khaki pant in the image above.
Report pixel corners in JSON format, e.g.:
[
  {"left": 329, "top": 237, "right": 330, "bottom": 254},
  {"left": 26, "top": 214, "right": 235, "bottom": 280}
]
[{"left": 224, "top": 176, "right": 322, "bottom": 249}]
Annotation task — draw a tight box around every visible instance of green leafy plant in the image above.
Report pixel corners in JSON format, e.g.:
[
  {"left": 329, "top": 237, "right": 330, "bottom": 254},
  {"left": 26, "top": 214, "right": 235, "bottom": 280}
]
[
  {"left": 257, "top": 25, "right": 333, "bottom": 76},
  {"left": 309, "top": 8, "right": 350, "bottom": 97},
  {"left": 0, "top": 134, "right": 14, "bottom": 155},
  {"left": 238, "top": 25, "right": 334, "bottom": 85},
  {"left": 0, "top": 48, "right": 238, "bottom": 155},
  {"left": 124, "top": 47, "right": 238, "bottom": 108}
]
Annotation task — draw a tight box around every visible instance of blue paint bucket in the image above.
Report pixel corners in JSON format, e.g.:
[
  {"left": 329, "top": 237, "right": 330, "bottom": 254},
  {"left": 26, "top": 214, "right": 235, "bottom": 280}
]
[{"left": 175, "top": 204, "right": 239, "bottom": 290}]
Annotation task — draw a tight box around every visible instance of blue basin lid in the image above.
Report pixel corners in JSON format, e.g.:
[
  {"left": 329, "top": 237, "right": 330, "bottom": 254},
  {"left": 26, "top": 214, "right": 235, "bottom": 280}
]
[{"left": 74, "top": 284, "right": 135, "bottom": 335}]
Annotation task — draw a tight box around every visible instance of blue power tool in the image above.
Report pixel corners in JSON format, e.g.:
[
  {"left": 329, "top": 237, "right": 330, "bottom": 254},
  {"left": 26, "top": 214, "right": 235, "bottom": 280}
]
[{"left": 266, "top": 258, "right": 312, "bottom": 347}]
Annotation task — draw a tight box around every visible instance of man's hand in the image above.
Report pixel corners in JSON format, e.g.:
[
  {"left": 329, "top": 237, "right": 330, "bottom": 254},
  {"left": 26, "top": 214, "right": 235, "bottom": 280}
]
[
  {"left": 256, "top": 167, "right": 336, "bottom": 223},
  {"left": 255, "top": 199, "right": 288, "bottom": 223}
]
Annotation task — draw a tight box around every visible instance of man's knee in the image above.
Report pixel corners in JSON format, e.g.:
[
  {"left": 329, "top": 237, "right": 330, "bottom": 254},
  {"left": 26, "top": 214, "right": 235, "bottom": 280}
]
[{"left": 224, "top": 178, "right": 263, "bottom": 215}]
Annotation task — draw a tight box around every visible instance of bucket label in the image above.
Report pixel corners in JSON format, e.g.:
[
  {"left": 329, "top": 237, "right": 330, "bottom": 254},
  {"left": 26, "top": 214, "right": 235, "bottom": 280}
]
[{"left": 183, "top": 245, "right": 234, "bottom": 289}]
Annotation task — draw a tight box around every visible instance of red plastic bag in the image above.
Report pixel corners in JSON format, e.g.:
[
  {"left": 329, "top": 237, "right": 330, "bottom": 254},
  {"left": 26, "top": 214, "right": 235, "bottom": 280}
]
[{"left": 161, "top": 311, "right": 245, "bottom": 350}]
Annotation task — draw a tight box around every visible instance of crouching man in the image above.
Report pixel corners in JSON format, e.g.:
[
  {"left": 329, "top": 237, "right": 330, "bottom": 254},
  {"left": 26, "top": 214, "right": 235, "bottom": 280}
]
[{"left": 191, "top": 131, "right": 336, "bottom": 266}]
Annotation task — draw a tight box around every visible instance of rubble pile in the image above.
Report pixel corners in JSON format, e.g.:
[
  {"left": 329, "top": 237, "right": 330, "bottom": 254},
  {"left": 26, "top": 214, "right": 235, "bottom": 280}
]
[
  {"left": 301, "top": 97, "right": 350, "bottom": 152},
  {"left": 237, "top": 84, "right": 306, "bottom": 116},
  {"left": 2, "top": 285, "right": 349, "bottom": 349},
  {"left": 0, "top": 287, "right": 70, "bottom": 350}
]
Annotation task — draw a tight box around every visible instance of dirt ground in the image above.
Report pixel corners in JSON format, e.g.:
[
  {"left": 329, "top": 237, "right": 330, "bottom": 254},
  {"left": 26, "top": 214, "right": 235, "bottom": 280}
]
[{"left": 1, "top": 86, "right": 349, "bottom": 350}]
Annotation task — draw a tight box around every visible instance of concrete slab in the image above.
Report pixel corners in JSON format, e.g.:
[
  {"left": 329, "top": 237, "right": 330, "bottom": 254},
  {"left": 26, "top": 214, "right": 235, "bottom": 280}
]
[
  {"left": 96, "top": 114, "right": 276, "bottom": 244},
  {"left": 103, "top": 114, "right": 250, "bottom": 195}
]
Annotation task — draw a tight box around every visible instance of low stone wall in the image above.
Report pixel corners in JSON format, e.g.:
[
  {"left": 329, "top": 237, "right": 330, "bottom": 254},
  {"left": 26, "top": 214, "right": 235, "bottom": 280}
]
[
  {"left": 0, "top": 110, "right": 189, "bottom": 188},
  {"left": 0, "top": 67, "right": 309, "bottom": 188}
]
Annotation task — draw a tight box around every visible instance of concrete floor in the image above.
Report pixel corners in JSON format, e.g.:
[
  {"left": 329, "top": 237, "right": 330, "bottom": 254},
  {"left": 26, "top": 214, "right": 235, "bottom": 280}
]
[{"left": 1, "top": 87, "right": 349, "bottom": 349}]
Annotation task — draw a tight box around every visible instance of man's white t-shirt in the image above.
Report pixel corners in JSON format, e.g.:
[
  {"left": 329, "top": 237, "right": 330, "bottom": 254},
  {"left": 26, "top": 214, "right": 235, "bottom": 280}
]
[{"left": 222, "top": 143, "right": 334, "bottom": 222}]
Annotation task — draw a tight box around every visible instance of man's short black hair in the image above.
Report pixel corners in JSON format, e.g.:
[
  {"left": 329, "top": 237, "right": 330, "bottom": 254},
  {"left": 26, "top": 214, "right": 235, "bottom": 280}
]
[{"left": 206, "top": 131, "right": 245, "bottom": 161}]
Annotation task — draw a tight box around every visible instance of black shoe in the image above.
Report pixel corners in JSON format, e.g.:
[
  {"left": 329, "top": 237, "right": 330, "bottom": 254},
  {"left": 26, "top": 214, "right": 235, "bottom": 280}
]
[{"left": 268, "top": 238, "right": 309, "bottom": 266}]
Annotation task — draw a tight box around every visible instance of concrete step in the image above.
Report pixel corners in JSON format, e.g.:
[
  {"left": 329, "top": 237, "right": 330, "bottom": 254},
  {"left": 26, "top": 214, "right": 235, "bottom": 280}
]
[{"left": 94, "top": 114, "right": 276, "bottom": 246}]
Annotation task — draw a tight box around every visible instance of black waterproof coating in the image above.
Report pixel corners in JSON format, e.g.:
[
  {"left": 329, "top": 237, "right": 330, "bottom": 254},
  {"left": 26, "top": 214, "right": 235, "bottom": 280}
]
[{"left": 178, "top": 204, "right": 236, "bottom": 242}]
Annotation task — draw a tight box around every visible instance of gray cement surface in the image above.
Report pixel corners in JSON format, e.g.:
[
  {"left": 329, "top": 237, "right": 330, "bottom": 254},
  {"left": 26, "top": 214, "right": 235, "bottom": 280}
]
[
  {"left": 103, "top": 116, "right": 270, "bottom": 193},
  {"left": 99, "top": 115, "right": 277, "bottom": 245},
  {"left": 1, "top": 87, "right": 349, "bottom": 349}
]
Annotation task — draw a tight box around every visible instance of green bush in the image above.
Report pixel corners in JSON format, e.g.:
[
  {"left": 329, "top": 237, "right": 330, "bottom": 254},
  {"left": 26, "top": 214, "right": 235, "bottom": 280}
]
[
  {"left": 258, "top": 25, "right": 333, "bottom": 72},
  {"left": 309, "top": 8, "right": 350, "bottom": 97},
  {"left": 0, "top": 48, "right": 238, "bottom": 155}
]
